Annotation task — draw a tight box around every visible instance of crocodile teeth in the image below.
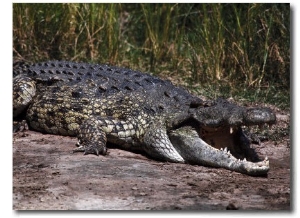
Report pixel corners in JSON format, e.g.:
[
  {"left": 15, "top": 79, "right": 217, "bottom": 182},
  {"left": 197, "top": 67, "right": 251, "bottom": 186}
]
[
  {"left": 264, "top": 156, "right": 269, "bottom": 161},
  {"left": 230, "top": 127, "right": 233, "bottom": 134},
  {"left": 224, "top": 147, "right": 228, "bottom": 152}
]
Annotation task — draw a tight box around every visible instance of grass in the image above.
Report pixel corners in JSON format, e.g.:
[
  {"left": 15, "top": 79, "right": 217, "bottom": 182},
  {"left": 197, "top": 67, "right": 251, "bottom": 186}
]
[{"left": 13, "top": 3, "right": 290, "bottom": 110}]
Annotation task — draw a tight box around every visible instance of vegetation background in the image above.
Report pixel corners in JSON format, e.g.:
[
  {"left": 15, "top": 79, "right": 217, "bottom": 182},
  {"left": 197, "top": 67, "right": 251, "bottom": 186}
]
[{"left": 13, "top": 3, "right": 290, "bottom": 109}]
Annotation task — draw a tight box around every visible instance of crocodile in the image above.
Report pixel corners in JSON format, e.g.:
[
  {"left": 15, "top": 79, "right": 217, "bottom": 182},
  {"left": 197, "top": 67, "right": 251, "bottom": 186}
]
[{"left": 13, "top": 60, "right": 276, "bottom": 176}]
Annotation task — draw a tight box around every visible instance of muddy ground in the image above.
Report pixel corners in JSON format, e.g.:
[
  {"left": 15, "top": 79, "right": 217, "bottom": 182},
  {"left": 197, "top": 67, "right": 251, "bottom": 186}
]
[{"left": 13, "top": 110, "right": 291, "bottom": 210}]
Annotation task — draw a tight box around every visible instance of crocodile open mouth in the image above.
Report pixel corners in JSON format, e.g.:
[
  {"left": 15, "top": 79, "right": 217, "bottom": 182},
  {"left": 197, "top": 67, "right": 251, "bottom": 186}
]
[
  {"left": 184, "top": 99, "right": 276, "bottom": 166},
  {"left": 169, "top": 124, "right": 271, "bottom": 176},
  {"left": 198, "top": 125, "right": 265, "bottom": 162}
]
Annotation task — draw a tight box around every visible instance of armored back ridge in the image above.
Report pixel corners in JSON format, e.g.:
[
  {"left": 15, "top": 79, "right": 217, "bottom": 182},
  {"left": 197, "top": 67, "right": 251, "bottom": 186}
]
[{"left": 13, "top": 60, "right": 276, "bottom": 176}]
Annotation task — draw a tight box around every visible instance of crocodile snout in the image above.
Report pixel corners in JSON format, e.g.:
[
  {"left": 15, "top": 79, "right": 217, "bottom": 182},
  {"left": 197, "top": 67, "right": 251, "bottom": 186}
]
[{"left": 243, "top": 108, "right": 276, "bottom": 126}]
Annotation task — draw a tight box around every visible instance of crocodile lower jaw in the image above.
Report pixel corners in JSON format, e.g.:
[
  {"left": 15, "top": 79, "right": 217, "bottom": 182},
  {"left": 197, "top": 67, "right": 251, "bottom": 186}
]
[{"left": 169, "top": 126, "right": 269, "bottom": 176}]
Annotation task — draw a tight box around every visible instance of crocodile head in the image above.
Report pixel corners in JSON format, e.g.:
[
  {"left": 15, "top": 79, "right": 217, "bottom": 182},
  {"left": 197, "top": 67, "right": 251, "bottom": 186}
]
[
  {"left": 166, "top": 98, "right": 276, "bottom": 175},
  {"left": 191, "top": 98, "right": 276, "bottom": 128},
  {"left": 187, "top": 98, "right": 276, "bottom": 160},
  {"left": 168, "top": 98, "right": 276, "bottom": 175}
]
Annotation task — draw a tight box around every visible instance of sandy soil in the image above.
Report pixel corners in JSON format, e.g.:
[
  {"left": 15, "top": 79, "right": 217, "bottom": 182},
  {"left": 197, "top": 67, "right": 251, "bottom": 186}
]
[{"left": 13, "top": 111, "right": 290, "bottom": 210}]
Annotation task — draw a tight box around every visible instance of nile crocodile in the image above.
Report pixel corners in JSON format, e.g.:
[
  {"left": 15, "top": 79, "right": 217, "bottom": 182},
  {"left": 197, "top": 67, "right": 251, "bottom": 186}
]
[{"left": 13, "top": 60, "right": 276, "bottom": 176}]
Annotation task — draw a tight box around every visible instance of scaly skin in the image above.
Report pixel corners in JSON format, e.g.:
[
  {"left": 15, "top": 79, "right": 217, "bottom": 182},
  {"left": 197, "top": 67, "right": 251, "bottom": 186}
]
[{"left": 13, "top": 60, "right": 276, "bottom": 175}]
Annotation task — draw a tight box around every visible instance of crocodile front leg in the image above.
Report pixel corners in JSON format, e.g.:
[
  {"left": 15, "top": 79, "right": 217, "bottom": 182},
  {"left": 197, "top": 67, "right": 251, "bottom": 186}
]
[
  {"left": 74, "top": 116, "right": 141, "bottom": 155},
  {"left": 169, "top": 126, "right": 269, "bottom": 176},
  {"left": 143, "top": 124, "right": 185, "bottom": 163},
  {"left": 74, "top": 117, "right": 108, "bottom": 155}
]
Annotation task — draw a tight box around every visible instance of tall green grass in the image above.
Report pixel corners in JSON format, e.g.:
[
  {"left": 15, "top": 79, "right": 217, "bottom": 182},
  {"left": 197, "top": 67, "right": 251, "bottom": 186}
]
[{"left": 13, "top": 3, "right": 290, "bottom": 109}]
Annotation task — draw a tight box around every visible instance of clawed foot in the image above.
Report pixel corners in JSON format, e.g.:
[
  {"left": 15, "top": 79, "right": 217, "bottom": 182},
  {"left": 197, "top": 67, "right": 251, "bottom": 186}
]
[
  {"left": 74, "top": 117, "right": 108, "bottom": 156},
  {"left": 73, "top": 141, "right": 107, "bottom": 156}
]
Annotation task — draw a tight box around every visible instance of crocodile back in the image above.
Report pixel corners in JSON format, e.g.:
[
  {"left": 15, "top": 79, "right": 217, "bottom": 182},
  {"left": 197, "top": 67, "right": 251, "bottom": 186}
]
[{"left": 15, "top": 60, "right": 202, "bottom": 107}]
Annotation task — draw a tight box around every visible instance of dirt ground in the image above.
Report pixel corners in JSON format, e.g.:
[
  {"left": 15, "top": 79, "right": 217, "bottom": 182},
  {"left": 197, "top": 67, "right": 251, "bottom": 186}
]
[{"left": 13, "top": 110, "right": 291, "bottom": 210}]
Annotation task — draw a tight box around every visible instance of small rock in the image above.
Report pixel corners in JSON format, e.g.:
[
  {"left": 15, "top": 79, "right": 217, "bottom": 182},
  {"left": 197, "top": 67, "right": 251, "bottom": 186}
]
[{"left": 226, "top": 202, "right": 238, "bottom": 210}]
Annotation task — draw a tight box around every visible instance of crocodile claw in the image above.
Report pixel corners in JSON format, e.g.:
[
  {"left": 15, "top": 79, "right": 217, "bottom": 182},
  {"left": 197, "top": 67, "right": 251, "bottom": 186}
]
[{"left": 72, "top": 143, "right": 106, "bottom": 156}]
